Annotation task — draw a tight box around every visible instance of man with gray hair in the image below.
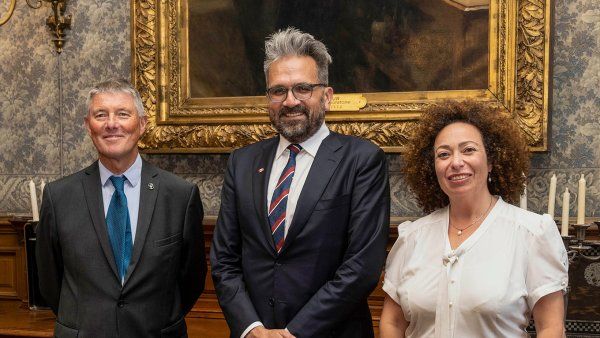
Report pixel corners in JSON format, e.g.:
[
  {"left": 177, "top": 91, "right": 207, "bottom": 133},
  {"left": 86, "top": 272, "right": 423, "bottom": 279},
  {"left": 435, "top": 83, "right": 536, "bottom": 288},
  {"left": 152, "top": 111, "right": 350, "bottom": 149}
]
[
  {"left": 211, "top": 28, "right": 389, "bottom": 338},
  {"left": 36, "top": 79, "right": 206, "bottom": 337}
]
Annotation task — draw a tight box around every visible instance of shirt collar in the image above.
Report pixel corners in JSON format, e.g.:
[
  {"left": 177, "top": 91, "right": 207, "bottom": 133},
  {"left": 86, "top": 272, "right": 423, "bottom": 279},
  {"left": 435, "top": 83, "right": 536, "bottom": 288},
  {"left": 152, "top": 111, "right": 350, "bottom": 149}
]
[
  {"left": 275, "top": 122, "right": 330, "bottom": 159},
  {"left": 99, "top": 154, "right": 143, "bottom": 188}
]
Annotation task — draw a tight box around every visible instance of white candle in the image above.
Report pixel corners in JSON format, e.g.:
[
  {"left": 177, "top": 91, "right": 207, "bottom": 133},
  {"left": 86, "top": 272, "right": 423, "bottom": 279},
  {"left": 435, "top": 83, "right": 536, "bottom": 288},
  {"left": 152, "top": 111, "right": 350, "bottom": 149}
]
[
  {"left": 40, "top": 179, "right": 46, "bottom": 202},
  {"left": 577, "top": 174, "right": 586, "bottom": 224},
  {"left": 29, "top": 180, "right": 39, "bottom": 222},
  {"left": 548, "top": 174, "right": 557, "bottom": 216},
  {"left": 519, "top": 184, "right": 527, "bottom": 210},
  {"left": 561, "top": 188, "right": 570, "bottom": 236}
]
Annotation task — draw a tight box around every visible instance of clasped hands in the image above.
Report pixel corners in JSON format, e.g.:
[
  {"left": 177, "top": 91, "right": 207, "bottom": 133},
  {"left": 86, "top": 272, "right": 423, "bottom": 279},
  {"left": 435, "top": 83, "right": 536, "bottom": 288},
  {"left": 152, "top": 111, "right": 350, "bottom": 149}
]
[{"left": 247, "top": 326, "right": 296, "bottom": 338}]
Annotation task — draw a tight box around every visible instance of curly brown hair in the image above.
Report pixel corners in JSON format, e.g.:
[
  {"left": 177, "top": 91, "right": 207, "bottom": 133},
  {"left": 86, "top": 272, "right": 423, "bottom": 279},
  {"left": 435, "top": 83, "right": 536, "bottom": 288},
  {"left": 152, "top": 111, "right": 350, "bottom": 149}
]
[{"left": 402, "top": 100, "right": 530, "bottom": 213}]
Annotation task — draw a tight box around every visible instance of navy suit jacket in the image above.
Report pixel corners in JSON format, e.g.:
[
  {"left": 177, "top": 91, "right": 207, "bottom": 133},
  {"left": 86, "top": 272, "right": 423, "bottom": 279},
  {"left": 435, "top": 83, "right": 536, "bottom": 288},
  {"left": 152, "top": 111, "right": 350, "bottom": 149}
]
[
  {"left": 211, "top": 132, "right": 390, "bottom": 338},
  {"left": 36, "top": 160, "right": 206, "bottom": 338}
]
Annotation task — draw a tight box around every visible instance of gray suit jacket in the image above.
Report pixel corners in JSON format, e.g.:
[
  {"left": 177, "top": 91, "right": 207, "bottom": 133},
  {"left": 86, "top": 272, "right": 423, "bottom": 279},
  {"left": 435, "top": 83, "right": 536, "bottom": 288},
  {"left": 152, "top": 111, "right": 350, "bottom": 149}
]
[{"left": 36, "top": 160, "right": 206, "bottom": 338}]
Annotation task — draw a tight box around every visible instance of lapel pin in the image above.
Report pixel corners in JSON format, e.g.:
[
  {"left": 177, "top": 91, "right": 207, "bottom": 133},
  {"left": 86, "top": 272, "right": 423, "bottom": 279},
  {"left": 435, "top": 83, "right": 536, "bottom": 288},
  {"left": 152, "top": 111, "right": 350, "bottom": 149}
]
[
  {"left": 148, "top": 183, "right": 154, "bottom": 190},
  {"left": 258, "top": 168, "right": 265, "bottom": 173}
]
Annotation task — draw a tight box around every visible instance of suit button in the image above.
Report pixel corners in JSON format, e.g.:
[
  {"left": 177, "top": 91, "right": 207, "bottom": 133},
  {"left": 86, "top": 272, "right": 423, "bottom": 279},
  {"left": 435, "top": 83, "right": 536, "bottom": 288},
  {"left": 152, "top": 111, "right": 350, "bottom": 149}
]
[
  {"left": 117, "top": 300, "right": 125, "bottom": 308},
  {"left": 268, "top": 298, "right": 275, "bottom": 306}
]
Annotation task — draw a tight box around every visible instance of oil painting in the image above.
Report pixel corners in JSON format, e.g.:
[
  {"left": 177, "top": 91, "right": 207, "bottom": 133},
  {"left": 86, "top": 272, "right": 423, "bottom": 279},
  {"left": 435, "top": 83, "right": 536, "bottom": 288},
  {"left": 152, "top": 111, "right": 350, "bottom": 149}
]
[{"left": 188, "top": 0, "right": 489, "bottom": 98}]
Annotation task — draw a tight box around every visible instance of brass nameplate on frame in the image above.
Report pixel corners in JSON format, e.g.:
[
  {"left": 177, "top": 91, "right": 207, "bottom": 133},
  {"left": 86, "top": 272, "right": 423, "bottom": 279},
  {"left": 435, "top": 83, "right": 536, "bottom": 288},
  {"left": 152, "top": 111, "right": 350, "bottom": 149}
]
[{"left": 330, "top": 94, "right": 368, "bottom": 112}]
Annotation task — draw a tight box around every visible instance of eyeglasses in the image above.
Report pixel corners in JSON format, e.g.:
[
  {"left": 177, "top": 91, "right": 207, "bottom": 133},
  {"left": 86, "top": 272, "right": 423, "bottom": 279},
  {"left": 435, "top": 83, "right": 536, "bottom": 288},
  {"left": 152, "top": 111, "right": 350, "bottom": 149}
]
[{"left": 266, "top": 83, "right": 326, "bottom": 102}]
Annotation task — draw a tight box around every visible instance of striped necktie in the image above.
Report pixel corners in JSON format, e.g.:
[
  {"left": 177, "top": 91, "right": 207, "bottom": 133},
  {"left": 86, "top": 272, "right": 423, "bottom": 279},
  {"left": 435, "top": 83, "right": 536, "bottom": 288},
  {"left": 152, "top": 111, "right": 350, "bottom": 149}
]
[{"left": 268, "top": 144, "right": 302, "bottom": 253}]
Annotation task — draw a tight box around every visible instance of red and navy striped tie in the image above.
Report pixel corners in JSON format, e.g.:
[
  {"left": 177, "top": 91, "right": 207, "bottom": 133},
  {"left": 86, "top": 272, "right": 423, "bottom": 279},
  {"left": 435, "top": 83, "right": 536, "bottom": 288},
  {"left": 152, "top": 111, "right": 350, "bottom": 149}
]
[{"left": 268, "top": 144, "right": 302, "bottom": 253}]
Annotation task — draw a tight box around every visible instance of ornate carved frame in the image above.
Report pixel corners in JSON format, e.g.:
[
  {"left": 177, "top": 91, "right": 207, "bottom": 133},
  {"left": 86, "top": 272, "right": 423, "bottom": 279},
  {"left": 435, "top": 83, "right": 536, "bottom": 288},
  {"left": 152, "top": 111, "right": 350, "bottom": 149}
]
[{"left": 131, "top": 0, "right": 551, "bottom": 153}]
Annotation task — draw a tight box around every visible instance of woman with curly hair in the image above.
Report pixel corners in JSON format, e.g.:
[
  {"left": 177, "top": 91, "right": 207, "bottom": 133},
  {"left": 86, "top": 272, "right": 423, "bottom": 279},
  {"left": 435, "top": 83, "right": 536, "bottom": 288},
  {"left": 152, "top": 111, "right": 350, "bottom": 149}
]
[{"left": 380, "top": 100, "right": 568, "bottom": 338}]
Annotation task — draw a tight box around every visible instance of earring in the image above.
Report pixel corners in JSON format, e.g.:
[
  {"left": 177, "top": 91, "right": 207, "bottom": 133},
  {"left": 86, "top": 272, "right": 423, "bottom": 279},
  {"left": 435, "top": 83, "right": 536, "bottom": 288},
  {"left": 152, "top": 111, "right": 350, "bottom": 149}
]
[{"left": 488, "top": 174, "right": 492, "bottom": 183}]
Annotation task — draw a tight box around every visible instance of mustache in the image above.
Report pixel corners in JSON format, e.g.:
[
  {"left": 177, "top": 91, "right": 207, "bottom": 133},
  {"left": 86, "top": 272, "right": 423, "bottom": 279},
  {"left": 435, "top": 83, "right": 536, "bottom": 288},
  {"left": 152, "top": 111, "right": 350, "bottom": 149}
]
[{"left": 279, "top": 105, "right": 309, "bottom": 116}]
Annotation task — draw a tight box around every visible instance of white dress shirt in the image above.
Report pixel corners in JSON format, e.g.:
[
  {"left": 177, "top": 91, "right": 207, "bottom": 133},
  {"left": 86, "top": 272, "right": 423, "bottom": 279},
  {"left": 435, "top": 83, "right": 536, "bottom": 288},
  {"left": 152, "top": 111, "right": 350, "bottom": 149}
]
[
  {"left": 98, "top": 154, "right": 142, "bottom": 246},
  {"left": 241, "top": 123, "right": 330, "bottom": 338},
  {"left": 383, "top": 197, "right": 568, "bottom": 338}
]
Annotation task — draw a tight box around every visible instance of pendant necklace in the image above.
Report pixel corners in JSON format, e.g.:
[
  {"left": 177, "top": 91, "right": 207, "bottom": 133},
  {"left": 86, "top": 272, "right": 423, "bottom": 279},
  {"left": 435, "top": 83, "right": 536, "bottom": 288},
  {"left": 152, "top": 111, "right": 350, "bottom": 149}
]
[{"left": 449, "top": 196, "right": 494, "bottom": 236}]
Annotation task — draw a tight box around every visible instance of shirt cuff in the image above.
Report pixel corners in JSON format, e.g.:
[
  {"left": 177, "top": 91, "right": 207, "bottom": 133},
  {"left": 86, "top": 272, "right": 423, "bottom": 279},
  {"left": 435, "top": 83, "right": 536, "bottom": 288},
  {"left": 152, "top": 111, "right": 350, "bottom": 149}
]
[
  {"left": 527, "top": 278, "right": 569, "bottom": 310},
  {"left": 241, "top": 322, "right": 263, "bottom": 338}
]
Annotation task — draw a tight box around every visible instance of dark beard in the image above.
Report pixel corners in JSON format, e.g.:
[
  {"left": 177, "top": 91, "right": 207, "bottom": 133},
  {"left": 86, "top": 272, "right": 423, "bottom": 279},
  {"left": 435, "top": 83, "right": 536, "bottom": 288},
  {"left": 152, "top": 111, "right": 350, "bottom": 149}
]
[{"left": 270, "top": 103, "right": 325, "bottom": 144}]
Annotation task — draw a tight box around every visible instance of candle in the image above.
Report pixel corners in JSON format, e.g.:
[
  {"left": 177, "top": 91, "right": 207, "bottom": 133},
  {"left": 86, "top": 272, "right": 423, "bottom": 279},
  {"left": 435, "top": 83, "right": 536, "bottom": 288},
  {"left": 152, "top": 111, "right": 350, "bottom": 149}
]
[
  {"left": 548, "top": 174, "right": 557, "bottom": 216},
  {"left": 519, "top": 184, "right": 527, "bottom": 210},
  {"left": 561, "top": 188, "right": 570, "bottom": 236},
  {"left": 577, "top": 174, "right": 586, "bottom": 224},
  {"left": 29, "top": 180, "right": 39, "bottom": 222},
  {"left": 40, "top": 179, "right": 46, "bottom": 202}
]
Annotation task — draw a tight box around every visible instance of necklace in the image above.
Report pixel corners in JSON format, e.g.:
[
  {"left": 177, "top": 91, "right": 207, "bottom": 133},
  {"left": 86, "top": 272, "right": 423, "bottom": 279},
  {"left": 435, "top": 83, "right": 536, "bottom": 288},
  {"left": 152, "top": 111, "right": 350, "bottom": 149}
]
[{"left": 449, "top": 196, "right": 494, "bottom": 236}]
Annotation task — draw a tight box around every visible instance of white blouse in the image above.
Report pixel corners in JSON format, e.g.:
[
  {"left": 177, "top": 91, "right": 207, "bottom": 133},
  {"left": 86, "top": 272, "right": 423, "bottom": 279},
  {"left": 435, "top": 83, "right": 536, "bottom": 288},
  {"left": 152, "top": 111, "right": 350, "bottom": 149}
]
[{"left": 383, "top": 198, "right": 568, "bottom": 338}]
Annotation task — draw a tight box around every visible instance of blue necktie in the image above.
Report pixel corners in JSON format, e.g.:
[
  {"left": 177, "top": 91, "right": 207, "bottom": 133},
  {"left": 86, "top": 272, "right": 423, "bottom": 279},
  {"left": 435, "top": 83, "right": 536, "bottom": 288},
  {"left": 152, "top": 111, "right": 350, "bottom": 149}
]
[
  {"left": 268, "top": 144, "right": 302, "bottom": 253},
  {"left": 106, "top": 176, "right": 133, "bottom": 280}
]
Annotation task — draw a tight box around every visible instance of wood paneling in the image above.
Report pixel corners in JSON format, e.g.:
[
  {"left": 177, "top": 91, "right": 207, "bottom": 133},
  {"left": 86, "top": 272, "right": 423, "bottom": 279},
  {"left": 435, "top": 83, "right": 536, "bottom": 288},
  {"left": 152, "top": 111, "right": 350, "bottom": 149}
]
[
  {"left": 0, "top": 217, "right": 27, "bottom": 302},
  {"left": 0, "top": 251, "right": 18, "bottom": 297}
]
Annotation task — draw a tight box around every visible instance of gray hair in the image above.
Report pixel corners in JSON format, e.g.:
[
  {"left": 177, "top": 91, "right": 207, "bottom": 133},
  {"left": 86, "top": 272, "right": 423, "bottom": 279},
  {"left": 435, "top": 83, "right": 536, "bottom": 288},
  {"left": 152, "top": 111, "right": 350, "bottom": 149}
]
[
  {"left": 86, "top": 79, "right": 145, "bottom": 117},
  {"left": 264, "top": 27, "right": 332, "bottom": 85}
]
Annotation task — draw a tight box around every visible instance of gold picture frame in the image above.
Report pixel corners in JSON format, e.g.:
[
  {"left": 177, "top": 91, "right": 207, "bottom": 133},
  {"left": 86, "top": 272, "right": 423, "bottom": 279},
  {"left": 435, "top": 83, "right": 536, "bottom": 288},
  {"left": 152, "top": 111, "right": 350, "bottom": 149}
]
[{"left": 131, "top": 0, "right": 551, "bottom": 153}]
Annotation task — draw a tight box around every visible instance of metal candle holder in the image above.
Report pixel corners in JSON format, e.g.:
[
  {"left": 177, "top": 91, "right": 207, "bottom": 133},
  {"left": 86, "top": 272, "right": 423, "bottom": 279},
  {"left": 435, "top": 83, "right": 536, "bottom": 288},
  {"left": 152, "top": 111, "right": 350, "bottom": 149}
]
[{"left": 563, "top": 223, "right": 600, "bottom": 263}]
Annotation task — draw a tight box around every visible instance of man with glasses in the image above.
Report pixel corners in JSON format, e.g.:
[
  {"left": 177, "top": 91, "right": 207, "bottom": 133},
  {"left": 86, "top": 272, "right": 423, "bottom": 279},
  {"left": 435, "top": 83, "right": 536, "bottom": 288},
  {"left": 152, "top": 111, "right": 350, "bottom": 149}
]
[{"left": 211, "top": 27, "right": 390, "bottom": 338}]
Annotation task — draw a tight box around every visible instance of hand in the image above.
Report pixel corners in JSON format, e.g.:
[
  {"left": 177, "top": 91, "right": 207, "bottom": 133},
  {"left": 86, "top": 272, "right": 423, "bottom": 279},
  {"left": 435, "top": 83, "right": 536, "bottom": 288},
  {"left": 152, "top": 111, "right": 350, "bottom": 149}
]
[{"left": 247, "top": 326, "right": 296, "bottom": 338}]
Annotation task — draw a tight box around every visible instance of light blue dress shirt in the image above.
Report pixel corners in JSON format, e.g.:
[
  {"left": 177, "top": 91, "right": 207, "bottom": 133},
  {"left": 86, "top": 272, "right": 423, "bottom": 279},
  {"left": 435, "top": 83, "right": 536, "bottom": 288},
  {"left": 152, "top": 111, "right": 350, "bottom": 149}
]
[{"left": 98, "top": 154, "right": 142, "bottom": 245}]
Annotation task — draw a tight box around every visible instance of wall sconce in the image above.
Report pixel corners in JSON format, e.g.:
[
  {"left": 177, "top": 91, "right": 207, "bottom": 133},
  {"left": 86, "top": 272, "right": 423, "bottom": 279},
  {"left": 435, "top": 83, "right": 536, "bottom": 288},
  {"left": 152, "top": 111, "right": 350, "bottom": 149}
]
[
  {"left": 1, "top": 1, "right": 72, "bottom": 53},
  {"left": 27, "top": 0, "right": 72, "bottom": 53}
]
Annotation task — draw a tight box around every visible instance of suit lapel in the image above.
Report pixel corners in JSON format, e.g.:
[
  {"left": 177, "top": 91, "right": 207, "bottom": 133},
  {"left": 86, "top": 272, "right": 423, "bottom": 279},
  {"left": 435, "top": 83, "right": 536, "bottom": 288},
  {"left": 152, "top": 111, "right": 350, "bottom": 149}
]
[
  {"left": 281, "top": 133, "right": 343, "bottom": 253},
  {"left": 252, "top": 137, "right": 279, "bottom": 252},
  {"left": 82, "top": 162, "right": 120, "bottom": 281},
  {"left": 124, "top": 160, "right": 159, "bottom": 285}
]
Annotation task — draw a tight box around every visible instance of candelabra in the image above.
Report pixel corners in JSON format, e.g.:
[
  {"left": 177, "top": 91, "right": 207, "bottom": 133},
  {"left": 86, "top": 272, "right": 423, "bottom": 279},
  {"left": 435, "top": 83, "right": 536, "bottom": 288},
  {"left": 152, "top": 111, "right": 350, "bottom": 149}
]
[{"left": 563, "top": 222, "right": 600, "bottom": 264}]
